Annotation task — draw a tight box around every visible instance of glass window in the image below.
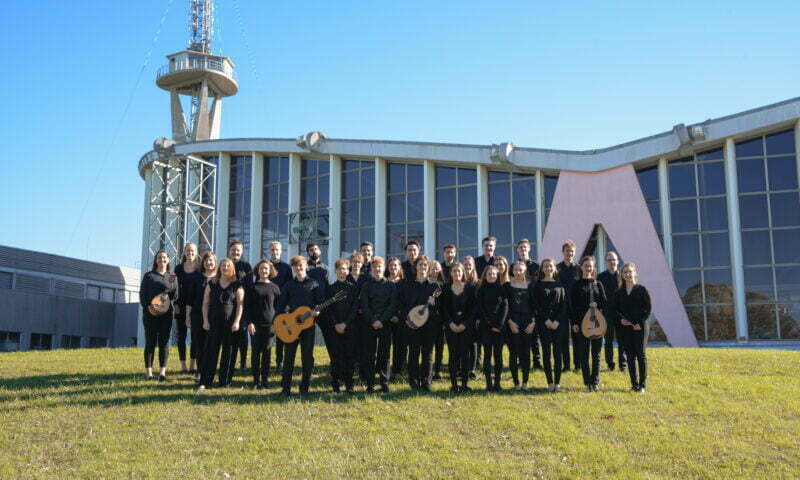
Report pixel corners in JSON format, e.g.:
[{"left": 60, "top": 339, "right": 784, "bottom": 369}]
[
  {"left": 228, "top": 155, "right": 252, "bottom": 255},
  {"left": 436, "top": 166, "right": 479, "bottom": 258},
  {"left": 0, "top": 331, "right": 21, "bottom": 352},
  {"left": 261, "top": 157, "right": 290, "bottom": 259},
  {"left": 0, "top": 271, "right": 11, "bottom": 289},
  {"left": 544, "top": 174, "right": 558, "bottom": 225},
  {"left": 340, "top": 160, "right": 375, "bottom": 258},
  {"left": 488, "top": 171, "right": 538, "bottom": 260},
  {"left": 386, "top": 164, "right": 425, "bottom": 257},
  {"left": 299, "top": 159, "right": 331, "bottom": 263},
  {"left": 89, "top": 337, "right": 108, "bottom": 348},
  {"left": 637, "top": 166, "right": 662, "bottom": 241},
  {"left": 61, "top": 335, "right": 81, "bottom": 349},
  {"left": 30, "top": 333, "right": 52, "bottom": 351},
  {"left": 737, "top": 158, "right": 766, "bottom": 193}
]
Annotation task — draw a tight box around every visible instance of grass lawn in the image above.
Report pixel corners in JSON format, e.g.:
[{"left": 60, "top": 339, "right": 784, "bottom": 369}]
[{"left": 0, "top": 347, "right": 798, "bottom": 479}]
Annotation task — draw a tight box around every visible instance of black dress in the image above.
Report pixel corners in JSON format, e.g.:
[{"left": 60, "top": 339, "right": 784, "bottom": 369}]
[
  {"left": 199, "top": 279, "right": 243, "bottom": 388},
  {"left": 139, "top": 270, "right": 177, "bottom": 370}
]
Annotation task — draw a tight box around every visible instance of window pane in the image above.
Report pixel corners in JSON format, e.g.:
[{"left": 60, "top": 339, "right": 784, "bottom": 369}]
[
  {"left": 741, "top": 230, "right": 772, "bottom": 265},
  {"left": 514, "top": 212, "right": 537, "bottom": 243},
  {"left": 408, "top": 165, "right": 424, "bottom": 191},
  {"left": 437, "top": 219, "right": 457, "bottom": 249},
  {"left": 489, "top": 214, "right": 511, "bottom": 242},
  {"left": 388, "top": 195, "right": 405, "bottom": 223},
  {"left": 697, "top": 162, "right": 725, "bottom": 196},
  {"left": 544, "top": 176, "right": 558, "bottom": 208},
  {"left": 495, "top": 246, "right": 513, "bottom": 261},
  {"left": 770, "top": 192, "right": 800, "bottom": 227},
  {"left": 637, "top": 167, "right": 659, "bottom": 201},
  {"left": 458, "top": 217, "right": 478, "bottom": 249},
  {"left": 301, "top": 179, "right": 316, "bottom": 205},
  {"left": 280, "top": 185, "right": 288, "bottom": 209},
  {"left": 706, "top": 305, "right": 736, "bottom": 340},
  {"left": 767, "top": 156, "right": 798, "bottom": 191},
  {"left": 489, "top": 182, "right": 511, "bottom": 213},
  {"left": 360, "top": 198, "right": 374, "bottom": 226},
  {"left": 407, "top": 222, "right": 424, "bottom": 247},
  {"left": 738, "top": 195, "right": 769, "bottom": 229},
  {"left": 343, "top": 229, "right": 358, "bottom": 255},
  {"left": 513, "top": 179, "right": 536, "bottom": 211},
  {"left": 318, "top": 161, "right": 329, "bottom": 175},
  {"left": 702, "top": 233, "right": 730, "bottom": 267},
  {"left": 458, "top": 168, "right": 477, "bottom": 185},
  {"left": 697, "top": 149, "right": 723, "bottom": 161},
  {"left": 436, "top": 189, "right": 457, "bottom": 218},
  {"left": 736, "top": 137, "right": 763, "bottom": 157},
  {"left": 737, "top": 158, "right": 766, "bottom": 193},
  {"left": 489, "top": 171, "right": 510, "bottom": 182},
  {"left": 773, "top": 228, "right": 800, "bottom": 264},
  {"left": 388, "top": 164, "right": 405, "bottom": 193},
  {"left": 700, "top": 197, "right": 728, "bottom": 231},
  {"left": 436, "top": 167, "right": 457, "bottom": 187},
  {"left": 318, "top": 177, "right": 329, "bottom": 205},
  {"left": 387, "top": 224, "right": 406, "bottom": 255},
  {"left": 343, "top": 171, "right": 358, "bottom": 199},
  {"left": 704, "top": 269, "right": 732, "bottom": 302},
  {"left": 744, "top": 266, "right": 775, "bottom": 301},
  {"left": 458, "top": 186, "right": 477, "bottom": 216},
  {"left": 301, "top": 160, "right": 316, "bottom": 177},
  {"left": 343, "top": 160, "right": 359, "bottom": 171},
  {"left": 675, "top": 270, "right": 702, "bottom": 302},
  {"left": 648, "top": 203, "right": 662, "bottom": 234},
  {"left": 748, "top": 304, "right": 777, "bottom": 340},
  {"left": 343, "top": 200, "right": 358, "bottom": 228},
  {"left": 362, "top": 168, "right": 375, "bottom": 196},
  {"left": 686, "top": 305, "right": 705, "bottom": 341},
  {"left": 671, "top": 199, "right": 698, "bottom": 233},
  {"left": 673, "top": 235, "right": 700, "bottom": 268},
  {"left": 669, "top": 163, "right": 696, "bottom": 198},
  {"left": 766, "top": 130, "right": 795, "bottom": 155},
  {"left": 778, "top": 304, "right": 800, "bottom": 339},
  {"left": 775, "top": 266, "right": 800, "bottom": 302},
  {"left": 407, "top": 192, "right": 424, "bottom": 221}
]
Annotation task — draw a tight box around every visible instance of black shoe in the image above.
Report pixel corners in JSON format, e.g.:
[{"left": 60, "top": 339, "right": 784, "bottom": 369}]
[
  {"left": 260, "top": 381, "right": 270, "bottom": 389},
  {"left": 253, "top": 383, "right": 262, "bottom": 390},
  {"left": 461, "top": 385, "right": 472, "bottom": 392},
  {"left": 380, "top": 384, "right": 390, "bottom": 393},
  {"left": 432, "top": 372, "right": 442, "bottom": 380},
  {"left": 450, "top": 384, "right": 460, "bottom": 393},
  {"left": 280, "top": 389, "right": 291, "bottom": 397},
  {"left": 469, "top": 371, "right": 477, "bottom": 380},
  {"left": 366, "top": 385, "right": 375, "bottom": 394},
  {"left": 620, "top": 365, "right": 627, "bottom": 372},
  {"left": 158, "top": 374, "right": 167, "bottom": 382},
  {"left": 533, "top": 363, "right": 543, "bottom": 371},
  {"left": 562, "top": 365, "right": 570, "bottom": 372},
  {"left": 345, "top": 385, "right": 355, "bottom": 394},
  {"left": 299, "top": 388, "right": 310, "bottom": 396},
  {"left": 421, "top": 383, "right": 432, "bottom": 392},
  {"left": 591, "top": 384, "right": 600, "bottom": 392},
  {"left": 408, "top": 379, "right": 419, "bottom": 390},
  {"left": 332, "top": 384, "right": 341, "bottom": 393},
  {"left": 631, "top": 385, "right": 640, "bottom": 392},
  {"left": 608, "top": 363, "right": 616, "bottom": 371},
  {"left": 494, "top": 384, "right": 503, "bottom": 392},
  {"left": 145, "top": 374, "right": 154, "bottom": 381}
]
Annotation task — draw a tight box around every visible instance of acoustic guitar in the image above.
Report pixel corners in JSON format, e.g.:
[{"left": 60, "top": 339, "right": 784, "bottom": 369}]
[
  {"left": 581, "top": 280, "right": 607, "bottom": 340},
  {"left": 275, "top": 290, "right": 347, "bottom": 343},
  {"left": 406, "top": 287, "right": 442, "bottom": 329}
]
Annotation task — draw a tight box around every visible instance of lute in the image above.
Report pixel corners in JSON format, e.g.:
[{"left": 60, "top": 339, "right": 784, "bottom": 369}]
[{"left": 581, "top": 280, "right": 607, "bottom": 339}]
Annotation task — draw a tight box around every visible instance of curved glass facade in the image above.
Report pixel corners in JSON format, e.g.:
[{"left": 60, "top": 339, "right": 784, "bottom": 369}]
[
  {"left": 228, "top": 155, "right": 252, "bottom": 254},
  {"left": 260, "top": 156, "right": 289, "bottom": 260}
]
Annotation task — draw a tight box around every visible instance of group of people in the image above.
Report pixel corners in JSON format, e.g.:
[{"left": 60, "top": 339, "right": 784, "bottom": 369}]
[{"left": 139, "top": 235, "right": 652, "bottom": 396}]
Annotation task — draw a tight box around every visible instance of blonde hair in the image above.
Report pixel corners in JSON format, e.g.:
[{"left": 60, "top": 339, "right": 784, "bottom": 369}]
[
  {"left": 620, "top": 262, "right": 638, "bottom": 288},
  {"left": 495, "top": 256, "right": 510, "bottom": 284},
  {"left": 537, "top": 258, "right": 559, "bottom": 281}
]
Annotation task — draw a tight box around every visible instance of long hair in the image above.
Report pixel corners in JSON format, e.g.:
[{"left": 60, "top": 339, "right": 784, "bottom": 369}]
[
  {"left": 461, "top": 256, "right": 479, "bottom": 286},
  {"left": 216, "top": 258, "right": 237, "bottom": 282},
  {"left": 510, "top": 260, "right": 529, "bottom": 283},
  {"left": 254, "top": 259, "right": 276, "bottom": 280},
  {"left": 577, "top": 255, "right": 597, "bottom": 280},
  {"left": 428, "top": 260, "right": 444, "bottom": 284},
  {"left": 495, "top": 256, "right": 510, "bottom": 285},
  {"left": 200, "top": 252, "right": 218, "bottom": 277},
  {"left": 180, "top": 242, "right": 200, "bottom": 268},
  {"left": 387, "top": 257, "right": 405, "bottom": 281},
  {"left": 449, "top": 262, "right": 466, "bottom": 285},
  {"left": 536, "top": 258, "right": 559, "bottom": 282},
  {"left": 151, "top": 250, "right": 172, "bottom": 273},
  {"left": 619, "top": 262, "right": 638, "bottom": 288},
  {"left": 478, "top": 265, "right": 500, "bottom": 289}
]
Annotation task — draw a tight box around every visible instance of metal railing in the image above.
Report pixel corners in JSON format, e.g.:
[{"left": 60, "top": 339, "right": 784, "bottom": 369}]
[{"left": 156, "top": 55, "right": 237, "bottom": 83}]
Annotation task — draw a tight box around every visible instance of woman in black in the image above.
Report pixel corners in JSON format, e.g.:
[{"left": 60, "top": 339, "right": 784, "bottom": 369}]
[
  {"left": 478, "top": 265, "right": 508, "bottom": 391},
  {"left": 401, "top": 256, "right": 439, "bottom": 391},
  {"left": 360, "top": 257, "right": 399, "bottom": 393},
  {"left": 441, "top": 263, "right": 475, "bottom": 393},
  {"left": 197, "top": 258, "right": 245, "bottom": 391},
  {"left": 247, "top": 260, "right": 280, "bottom": 389},
  {"left": 386, "top": 257, "right": 406, "bottom": 380},
  {"left": 174, "top": 243, "right": 200, "bottom": 373},
  {"left": 505, "top": 261, "right": 536, "bottom": 391},
  {"left": 615, "top": 262, "right": 652, "bottom": 393},
  {"left": 534, "top": 258, "right": 568, "bottom": 392},
  {"left": 428, "top": 260, "right": 446, "bottom": 381},
  {"left": 187, "top": 252, "right": 217, "bottom": 383},
  {"left": 461, "top": 256, "right": 481, "bottom": 379},
  {"left": 139, "top": 250, "right": 177, "bottom": 381},
  {"left": 570, "top": 256, "right": 607, "bottom": 391},
  {"left": 324, "top": 258, "right": 359, "bottom": 393}
]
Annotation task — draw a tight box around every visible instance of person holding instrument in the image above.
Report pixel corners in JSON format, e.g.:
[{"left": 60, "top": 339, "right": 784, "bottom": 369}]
[
  {"left": 615, "top": 262, "right": 652, "bottom": 393},
  {"left": 533, "top": 258, "right": 568, "bottom": 392},
  {"left": 478, "top": 265, "right": 508, "bottom": 392},
  {"left": 505, "top": 261, "right": 536, "bottom": 391},
  {"left": 187, "top": 251, "right": 217, "bottom": 383},
  {"left": 197, "top": 257, "right": 245, "bottom": 391},
  {"left": 174, "top": 243, "right": 200, "bottom": 374},
  {"left": 360, "top": 257, "right": 399, "bottom": 393},
  {"left": 401, "top": 255, "right": 439, "bottom": 391},
  {"left": 139, "top": 250, "right": 177, "bottom": 382},
  {"left": 246, "top": 260, "right": 280, "bottom": 390},
  {"left": 440, "top": 262, "right": 475, "bottom": 392},
  {"left": 570, "top": 256, "right": 607, "bottom": 391}
]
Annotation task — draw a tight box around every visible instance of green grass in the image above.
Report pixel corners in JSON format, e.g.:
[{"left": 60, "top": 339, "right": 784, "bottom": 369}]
[{"left": 0, "top": 347, "right": 798, "bottom": 479}]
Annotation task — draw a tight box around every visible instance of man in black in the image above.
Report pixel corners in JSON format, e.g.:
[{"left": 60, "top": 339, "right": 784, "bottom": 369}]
[
  {"left": 276, "top": 256, "right": 325, "bottom": 396},
  {"left": 517, "top": 238, "right": 542, "bottom": 370},
  {"left": 229, "top": 240, "right": 252, "bottom": 374},
  {"left": 360, "top": 242, "right": 374, "bottom": 277},
  {"left": 401, "top": 240, "right": 421, "bottom": 280},
  {"left": 557, "top": 240, "right": 578, "bottom": 372},
  {"left": 306, "top": 242, "right": 329, "bottom": 291},
  {"left": 597, "top": 251, "right": 626, "bottom": 371},
  {"left": 475, "top": 236, "right": 497, "bottom": 278},
  {"left": 441, "top": 244, "right": 458, "bottom": 283},
  {"left": 266, "top": 241, "right": 292, "bottom": 370}
]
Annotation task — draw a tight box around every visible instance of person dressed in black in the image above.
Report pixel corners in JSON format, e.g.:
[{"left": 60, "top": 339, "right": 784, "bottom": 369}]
[
  {"left": 187, "top": 251, "right": 218, "bottom": 383},
  {"left": 360, "top": 242, "right": 374, "bottom": 278},
  {"left": 400, "top": 240, "right": 420, "bottom": 281},
  {"left": 360, "top": 257, "right": 399, "bottom": 393},
  {"left": 306, "top": 242, "right": 329, "bottom": 291},
  {"left": 516, "top": 238, "right": 542, "bottom": 371},
  {"left": 266, "top": 241, "right": 292, "bottom": 372},
  {"left": 598, "top": 251, "right": 626, "bottom": 371},
  {"left": 174, "top": 243, "right": 200, "bottom": 374},
  {"left": 322, "top": 258, "right": 359, "bottom": 393},
  {"left": 139, "top": 250, "right": 177, "bottom": 381},
  {"left": 441, "top": 262, "right": 475, "bottom": 392},
  {"left": 429, "top": 260, "right": 446, "bottom": 381},
  {"left": 441, "top": 244, "right": 458, "bottom": 284},
  {"left": 276, "top": 256, "right": 325, "bottom": 396},
  {"left": 462, "top": 256, "right": 481, "bottom": 379},
  {"left": 386, "top": 257, "right": 407, "bottom": 380},
  {"left": 570, "top": 255, "right": 607, "bottom": 391},
  {"left": 534, "top": 258, "right": 568, "bottom": 392},
  {"left": 228, "top": 241, "right": 253, "bottom": 374},
  {"left": 557, "top": 240, "right": 579, "bottom": 372},
  {"left": 246, "top": 260, "right": 280, "bottom": 389},
  {"left": 505, "top": 261, "right": 536, "bottom": 391},
  {"left": 197, "top": 257, "right": 245, "bottom": 391},
  {"left": 475, "top": 236, "right": 497, "bottom": 278},
  {"left": 478, "top": 265, "right": 509, "bottom": 391},
  {"left": 401, "top": 256, "right": 440, "bottom": 391},
  {"left": 348, "top": 252, "right": 369, "bottom": 383},
  {"left": 615, "top": 262, "right": 652, "bottom": 393}
]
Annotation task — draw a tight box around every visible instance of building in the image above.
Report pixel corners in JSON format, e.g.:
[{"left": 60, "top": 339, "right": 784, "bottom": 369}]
[
  {"left": 137, "top": 1, "right": 799, "bottom": 347},
  {"left": 0, "top": 245, "right": 141, "bottom": 352}
]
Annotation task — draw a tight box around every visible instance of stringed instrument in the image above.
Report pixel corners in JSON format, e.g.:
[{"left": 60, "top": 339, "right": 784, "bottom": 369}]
[
  {"left": 406, "top": 286, "right": 443, "bottom": 329},
  {"left": 275, "top": 290, "right": 347, "bottom": 343},
  {"left": 148, "top": 293, "right": 172, "bottom": 316},
  {"left": 581, "top": 280, "right": 607, "bottom": 339}
]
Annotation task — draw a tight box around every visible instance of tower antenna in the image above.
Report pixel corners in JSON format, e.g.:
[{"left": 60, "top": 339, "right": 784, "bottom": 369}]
[{"left": 189, "top": 0, "right": 214, "bottom": 54}]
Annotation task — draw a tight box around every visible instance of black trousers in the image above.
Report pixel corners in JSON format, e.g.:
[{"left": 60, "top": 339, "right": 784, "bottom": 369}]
[
  {"left": 189, "top": 313, "right": 206, "bottom": 371},
  {"left": 560, "top": 331, "right": 571, "bottom": 370},
  {"left": 320, "top": 320, "right": 355, "bottom": 388},
  {"left": 482, "top": 329, "right": 505, "bottom": 386},
  {"left": 174, "top": 310, "right": 188, "bottom": 362},
  {"left": 539, "top": 326, "right": 565, "bottom": 385},
  {"left": 621, "top": 323, "right": 649, "bottom": 389},
  {"left": 362, "top": 325, "right": 392, "bottom": 386},
  {"left": 571, "top": 329, "right": 583, "bottom": 369},
  {"left": 575, "top": 333, "right": 602, "bottom": 387},
  {"left": 604, "top": 317, "right": 627, "bottom": 369},
  {"left": 470, "top": 328, "right": 482, "bottom": 374},
  {"left": 281, "top": 326, "right": 316, "bottom": 392},
  {"left": 433, "top": 325, "right": 445, "bottom": 375},
  {"left": 530, "top": 327, "right": 542, "bottom": 367},
  {"left": 275, "top": 337, "right": 285, "bottom": 366},
  {"left": 507, "top": 316, "right": 533, "bottom": 385},
  {"left": 232, "top": 328, "right": 248, "bottom": 371},
  {"left": 390, "top": 319, "right": 407, "bottom": 376},
  {"left": 445, "top": 327, "right": 472, "bottom": 387},
  {"left": 143, "top": 312, "right": 172, "bottom": 369},
  {"left": 406, "top": 322, "right": 437, "bottom": 387},
  {"left": 199, "top": 318, "right": 236, "bottom": 388},
  {"left": 250, "top": 325, "right": 273, "bottom": 385}
]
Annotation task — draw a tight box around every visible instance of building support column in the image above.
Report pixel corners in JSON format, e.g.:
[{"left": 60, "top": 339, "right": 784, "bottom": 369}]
[
  {"left": 374, "top": 157, "right": 388, "bottom": 258},
  {"left": 287, "top": 153, "right": 302, "bottom": 258},
  {"left": 250, "top": 152, "right": 263, "bottom": 264},
  {"left": 423, "top": 160, "right": 436, "bottom": 258},
  {"left": 596, "top": 226, "right": 607, "bottom": 266},
  {"left": 214, "top": 152, "right": 231, "bottom": 259},
  {"left": 535, "top": 170, "right": 545, "bottom": 260},
  {"left": 658, "top": 158, "right": 673, "bottom": 268},
  {"left": 476, "top": 165, "right": 489, "bottom": 253},
  {"left": 328, "top": 155, "right": 343, "bottom": 268},
  {"left": 724, "top": 137, "right": 748, "bottom": 341},
  {"left": 137, "top": 167, "right": 153, "bottom": 347}
]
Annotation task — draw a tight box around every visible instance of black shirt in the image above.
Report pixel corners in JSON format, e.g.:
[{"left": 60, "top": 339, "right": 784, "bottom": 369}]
[
  {"left": 247, "top": 281, "right": 280, "bottom": 328},
  {"left": 401, "top": 259, "right": 416, "bottom": 282},
  {"left": 475, "top": 255, "right": 495, "bottom": 278},
  {"left": 519, "top": 258, "right": 540, "bottom": 282},
  {"left": 276, "top": 277, "right": 325, "bottom": 315},
  {"left": 557, "top": 261, "right": 579, "bottom": 301},
  {"left": 360, "top": 277, "right": 400, "bottom": 326},
  {"left": 233, "top": 260, "right": 253, "bottom": 286},
  {"left": 505, "top": 282, "right": 536, "bottom": 317},
  {"left": 597, "top": 270, "right": 621, "bottom": 322},
  {"left": 174, "top": 263, "right": 202, "bottom": 310},
  {"left": 477, "top": 282, "right": 508, "bottom": 331},
  {"left": 400, "top": 278, "right": 439, "bottom": 324},
  {"left": 270, "top": 259, "right": 293, "bottom": 288},
  {"left": 615, "top": 284, "right": 652, "bottom": 327},
  {"left": 440, "top": 283, "right": 476, "bottom": 329},
  {"left": 139, "top": 270, "right": 177, "bottom": 316},
  {"left": 532, "top": 280, "right": 568, "bottom": 330},
  {"left": 569, "top": 278, "right": 607, "bottom": 328},
  {"left": 188, "top": 273, "right": 215, "bottom": 321},
  {"left": 323, "top": 279, "right": 359, "bottom": 328},
  {"left": 441, "top": 260, "right": 458, "bottom": 284},
  {"left": 307, "top": 258, "right": 329, "bottom": 288}
]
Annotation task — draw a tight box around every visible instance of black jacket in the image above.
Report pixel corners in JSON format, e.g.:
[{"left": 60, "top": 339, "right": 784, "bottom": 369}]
[
  {"left": 477, "top": 282, "right": 508, "bottom": 331},
  {"left": 174, "top": 264, "right": 201, "bottom": 310},
  {"left": 246, "top": 281, "right": 280, "bottom": 328},
  {"left": 475, "top": 255, "right": 495, "bottom": 278},
  {"left": 557, "top": 261, "right": 579, "bottom": 301},
  {"left": 400, "top": 278, "right": 439, "bottom": 325},
  {"left": 270, "top": 260, "right": 293, "bottom": 288},
  {"left": 323, "top": 279, "right": 359, "bottom": 328},
  {"left": 276, "top": 277, "right": 325, "bottom": 314},
  {"left": 307, "top": 258, "right": 329, "bottom": 289},
  {"left": 532, "top": 280, "right": 568, "bottom": 331},
  {"left": 233, "top": 260, "right": 253, "bottom": 286},
  {"left": 569, "top": 278, "right": 607, "bottom": 328},
  {"left": 597, "top": 270, "right": 621, "bottom": 323},
  {"left": 139, "top": 270, "right": 177, "bottom": 316},
  {"left": 440, "top": 283, "right": 476, "bottom": 330},
  {"left": 615, "top": 284, "right": 652, "bottom": 327},
  {"left": 505, "top": 282, "right": 536, "bottom": 325},
  {"left": 360, "top": 277, "right": 400, "bottom": 327}
]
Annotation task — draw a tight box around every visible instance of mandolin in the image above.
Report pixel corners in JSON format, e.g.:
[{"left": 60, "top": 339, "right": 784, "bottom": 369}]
[
  {"left": 406, "top": 287, "right": 442, "bottom": 329},
  {"left": 275, "top": 290, "right": 347, "bottom": 343},
  {"left": 148, "top": 293, "right": 172, "bottom": 316},
  {"left": 581, "top": 280, "right": 607, "bottom": 339}
]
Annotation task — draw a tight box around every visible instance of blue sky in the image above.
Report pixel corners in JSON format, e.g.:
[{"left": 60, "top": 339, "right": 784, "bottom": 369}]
[{"left": 1, "top": 1, "right": 798, "bottom": 269}]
